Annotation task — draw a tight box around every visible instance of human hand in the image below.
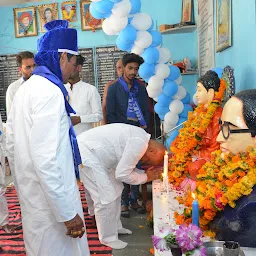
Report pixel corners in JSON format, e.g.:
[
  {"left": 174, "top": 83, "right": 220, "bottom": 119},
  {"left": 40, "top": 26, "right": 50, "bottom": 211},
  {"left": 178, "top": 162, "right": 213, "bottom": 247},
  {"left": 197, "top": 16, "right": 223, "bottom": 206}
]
[
  {"left": 145, "top": 166, "right": 163, "bottom": 182},
  {"left": 64, "top": 214, "right": 85, "bottom": 238},
  {"left": 71, "top": 116, "right": 81, "bottom": 126}
]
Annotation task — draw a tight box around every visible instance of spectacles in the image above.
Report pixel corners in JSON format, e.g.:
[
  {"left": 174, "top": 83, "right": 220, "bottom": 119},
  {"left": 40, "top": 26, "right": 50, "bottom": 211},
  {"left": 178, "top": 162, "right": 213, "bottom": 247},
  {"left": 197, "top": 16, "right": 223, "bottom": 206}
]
[{"left": 218, "top": 118, "right": 256, "bottom": 140}]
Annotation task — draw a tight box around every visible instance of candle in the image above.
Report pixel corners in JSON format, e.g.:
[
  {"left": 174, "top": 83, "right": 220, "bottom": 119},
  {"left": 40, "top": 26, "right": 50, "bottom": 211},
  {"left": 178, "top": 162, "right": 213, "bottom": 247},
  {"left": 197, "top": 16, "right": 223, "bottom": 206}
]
[
  {"left": 164, "top": 151, "right": 168, "bottom": 177},
  {"left": 192, "top": 193, "right": 199, "bottom": 227},
  {"left": 161, "top": 151, "right": 169, "bottom": 192}
]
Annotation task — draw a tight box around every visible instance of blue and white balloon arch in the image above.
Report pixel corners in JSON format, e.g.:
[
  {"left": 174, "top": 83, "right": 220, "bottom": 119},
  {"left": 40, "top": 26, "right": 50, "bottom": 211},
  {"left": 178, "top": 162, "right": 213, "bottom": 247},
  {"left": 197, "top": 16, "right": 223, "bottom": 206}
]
[{"left": 90, "top": 0, "right": 190, "bottom": 149}]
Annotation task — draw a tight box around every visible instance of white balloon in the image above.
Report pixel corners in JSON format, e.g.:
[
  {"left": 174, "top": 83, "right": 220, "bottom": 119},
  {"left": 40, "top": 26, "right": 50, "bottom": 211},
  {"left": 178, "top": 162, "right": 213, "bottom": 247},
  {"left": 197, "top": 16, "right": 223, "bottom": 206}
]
[
  {"left": 102, "top": 18, "right": 117, "bottom": 35},
  {"left": 163, "top": 122, "right": 175, "bottom": 133},
  {"left": 169, "top": 99, "right": 184, "bottom": 114},
  {"left": 130, "top": 13, "right": 152, "bottom": 30},
  {"left": 164, "top": 111, "right": 179, "bottom": 126},
  {"left": 131, "top": 45, "right": 144, "bottom": 55},
  {"left": 108, "top": 14, "right": 128, "bottom": 33},
  {"left": 153, "top": 97, "right": 158, "bottom": 102},
  {"left": 173, "top": 86, "right": 187, "bottom": 100},
  {"left": 193, "top": 93, "right": 198, "bottom": 106},
  {"left": 146, "top": 86, "right": 162, "bottom": 98},
  {"left": 148, "top": 75, "right": 164, "bottom": 91},
  {"left": 155, "top": 64, "right": 170, "bottom": 79},
  {"left": 112, "top": 0, "right": 132, "bottom": 17},
  {"left": 175, "top": 75, "right": 182, "bottom": 85},
  {"left": 158, "top": 48, "right": 171, "bottom": 63},
  {"left": 134, "top": 31, "right": 152, "bottom": 49}
]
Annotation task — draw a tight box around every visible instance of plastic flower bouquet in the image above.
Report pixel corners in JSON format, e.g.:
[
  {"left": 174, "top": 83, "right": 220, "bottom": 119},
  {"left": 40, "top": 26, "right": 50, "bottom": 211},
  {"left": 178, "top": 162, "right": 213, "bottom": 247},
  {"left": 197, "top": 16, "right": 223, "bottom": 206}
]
[{"left": 152, "top": 224, "right": 206, "bottom": 256}]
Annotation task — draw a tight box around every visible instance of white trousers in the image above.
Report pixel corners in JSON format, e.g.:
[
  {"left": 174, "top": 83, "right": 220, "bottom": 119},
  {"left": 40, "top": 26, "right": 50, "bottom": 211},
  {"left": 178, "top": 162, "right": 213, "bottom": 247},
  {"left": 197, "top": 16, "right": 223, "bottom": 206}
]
[
  {"left": 81, "top": 167, "right": 123, "bottom": 244},
  {"left": 0, "top": 164, "right": 8, "bottom": 227}
]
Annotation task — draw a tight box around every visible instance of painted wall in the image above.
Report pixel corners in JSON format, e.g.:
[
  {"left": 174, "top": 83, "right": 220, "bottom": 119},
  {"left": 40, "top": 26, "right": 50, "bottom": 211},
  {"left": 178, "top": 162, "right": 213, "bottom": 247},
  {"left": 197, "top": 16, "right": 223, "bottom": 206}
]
[
  {"left": 0, "top": 0, "right": 198, "bottom": 96},
  {"left": 215, "top": 0, "right": 256, "bottom": 92}
]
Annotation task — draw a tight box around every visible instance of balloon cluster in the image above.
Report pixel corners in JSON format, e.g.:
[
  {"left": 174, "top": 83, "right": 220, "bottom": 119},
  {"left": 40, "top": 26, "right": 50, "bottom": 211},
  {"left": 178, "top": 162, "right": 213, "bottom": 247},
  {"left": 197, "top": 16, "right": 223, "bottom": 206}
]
[{"left": 89, "top": 0, "right": 191, "bottom": 149}]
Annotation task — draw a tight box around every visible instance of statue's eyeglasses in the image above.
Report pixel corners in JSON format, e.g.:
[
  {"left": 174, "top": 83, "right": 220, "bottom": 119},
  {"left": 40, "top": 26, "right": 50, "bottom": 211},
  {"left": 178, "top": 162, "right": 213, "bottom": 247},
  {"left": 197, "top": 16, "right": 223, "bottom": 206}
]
[{"left": 218, "top": 119, "right": 256, "bottom": 140}]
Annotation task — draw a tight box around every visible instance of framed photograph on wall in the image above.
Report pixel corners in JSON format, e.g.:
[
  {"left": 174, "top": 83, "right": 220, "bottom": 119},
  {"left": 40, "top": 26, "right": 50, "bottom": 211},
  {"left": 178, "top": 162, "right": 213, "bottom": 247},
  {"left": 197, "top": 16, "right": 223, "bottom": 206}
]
[
  {"left": 80, "top": 0, "right": 102, "bottom": 31},
  {"left": 61, "top": 1, "right": 77, "bottom": 22},
  {"left": 13, "top": 6, "right": 38, "bottom": 38},
  {"left": 38, "top": 3, "right": 58, "bottom": 33},
  {"left": 216, "top": 0, "right": 232, "bottom": 52},
  {"left": 181, "top": 0, "right": 195, "bottom": 24}
]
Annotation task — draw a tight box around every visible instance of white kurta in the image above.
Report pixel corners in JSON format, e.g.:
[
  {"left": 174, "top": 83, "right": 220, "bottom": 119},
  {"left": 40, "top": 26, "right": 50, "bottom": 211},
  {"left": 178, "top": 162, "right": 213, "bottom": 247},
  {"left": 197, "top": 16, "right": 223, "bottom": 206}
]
[
  {"left": 77, "top": 124, "right": 149, "bottom": 244},
  {"left": 6, "top": 75, "right": 90, "bottom": 256},
  {"left": 6, "top": 77, "right": 24, "bottom": 117},
  {"left": 0, "top": 114, "right": 8, "bottom": 227},
  {"left": 77, "top": 123, "right": 149, "bottom": 205},
  {"left": 65, "top": 81, "right": 102, "bottom": 136}
]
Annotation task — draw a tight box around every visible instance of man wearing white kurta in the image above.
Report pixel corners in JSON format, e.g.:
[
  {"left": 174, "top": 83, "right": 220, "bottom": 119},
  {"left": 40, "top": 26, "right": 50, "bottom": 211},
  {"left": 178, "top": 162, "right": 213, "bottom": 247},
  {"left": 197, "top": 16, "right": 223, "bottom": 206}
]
[
  {"left": 6, "top": 20, "right": 90, "bottom": 256},
  {"left": 77, "top": 123, "right": 165, "bottom": 249},
  {"left": 65, "top": 55, "right": 102, "bottom": 135},
  {"left": 0, "top": 114, "right": 8, "bottom": 230},
  {"left": 6, "top": 51, "right": 34, "bottom": 117}
]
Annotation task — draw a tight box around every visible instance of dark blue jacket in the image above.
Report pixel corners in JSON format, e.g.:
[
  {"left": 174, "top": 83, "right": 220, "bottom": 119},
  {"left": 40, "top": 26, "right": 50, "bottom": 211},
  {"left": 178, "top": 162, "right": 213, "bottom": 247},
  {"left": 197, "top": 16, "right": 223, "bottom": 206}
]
[{"left": 106, "top": 79, "right": 150, "bottom": 131}]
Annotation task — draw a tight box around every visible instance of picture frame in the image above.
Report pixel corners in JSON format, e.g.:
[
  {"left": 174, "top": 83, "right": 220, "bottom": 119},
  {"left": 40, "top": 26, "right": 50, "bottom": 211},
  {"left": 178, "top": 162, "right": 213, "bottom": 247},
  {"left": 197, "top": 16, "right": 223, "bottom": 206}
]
[
  {"left": 80, "top": 0, "right": 103, "bottom": 31},
  {"left": 216, "top": 0, "right": 232, "bottom": 52},
  {"left": 61, "top": 1, "right": 77, "bottom": 22},
  {"left": 181, "top": 0, "right": 195, "bottom": 24},
  {"left": 38, "top": 3, "right": 59, "bottom": 33},
  {"left": 13, "top": 6, "right": 38, "bottom": 38}
]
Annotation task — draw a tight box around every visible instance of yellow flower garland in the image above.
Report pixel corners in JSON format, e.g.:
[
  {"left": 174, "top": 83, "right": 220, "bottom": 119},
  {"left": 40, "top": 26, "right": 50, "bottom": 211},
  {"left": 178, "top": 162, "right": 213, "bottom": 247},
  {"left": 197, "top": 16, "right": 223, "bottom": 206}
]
[
  {"left": 62, "top": 9, "right": 75, "bottom": 21},
  {"left": 175, "top": 147, "right": 256, "bottom": 230}
]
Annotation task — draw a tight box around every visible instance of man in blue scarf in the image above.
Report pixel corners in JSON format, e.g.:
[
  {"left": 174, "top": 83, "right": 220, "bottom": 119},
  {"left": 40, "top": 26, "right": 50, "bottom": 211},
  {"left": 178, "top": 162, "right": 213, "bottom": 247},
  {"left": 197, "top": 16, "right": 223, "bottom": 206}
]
[
  {"left": 106, "top": 53, "right": 150, "bottom": 218},
  {"left": 6, "top": 20, "right": 90, "bottom": 256}
]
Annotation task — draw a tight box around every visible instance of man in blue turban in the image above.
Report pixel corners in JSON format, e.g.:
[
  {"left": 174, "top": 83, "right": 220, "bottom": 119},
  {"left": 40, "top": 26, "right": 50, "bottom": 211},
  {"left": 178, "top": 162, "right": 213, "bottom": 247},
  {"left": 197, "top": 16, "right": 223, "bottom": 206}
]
[{"left": 6, "top": 20, "right": 90, "bottom": 256}]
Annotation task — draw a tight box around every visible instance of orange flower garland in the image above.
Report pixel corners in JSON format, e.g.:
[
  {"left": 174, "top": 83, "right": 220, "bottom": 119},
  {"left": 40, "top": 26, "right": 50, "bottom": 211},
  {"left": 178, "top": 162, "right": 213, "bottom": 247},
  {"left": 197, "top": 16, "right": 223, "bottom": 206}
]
[
  {"left": 174, "top": 147, "right": 256, "bottom": 231},
  {"left": 168, "top": 80, "right": 226, "bottom": 187}
]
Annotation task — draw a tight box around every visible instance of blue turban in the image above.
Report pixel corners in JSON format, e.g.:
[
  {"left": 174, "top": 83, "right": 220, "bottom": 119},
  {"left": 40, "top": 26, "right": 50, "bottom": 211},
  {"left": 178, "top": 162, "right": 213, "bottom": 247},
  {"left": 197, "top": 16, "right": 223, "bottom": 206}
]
[{"left": 35, "top": 20, "right": 78, "bottom": 81}]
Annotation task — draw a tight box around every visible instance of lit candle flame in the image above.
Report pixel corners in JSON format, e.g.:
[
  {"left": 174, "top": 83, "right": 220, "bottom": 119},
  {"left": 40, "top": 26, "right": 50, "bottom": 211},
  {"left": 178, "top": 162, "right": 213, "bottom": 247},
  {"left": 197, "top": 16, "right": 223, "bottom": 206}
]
[
  {"left": 192, "top": 193, "right": 195, "bottom": 200},
  {"left": 165, "top": 151, "right": 168, "bottom": 156}
]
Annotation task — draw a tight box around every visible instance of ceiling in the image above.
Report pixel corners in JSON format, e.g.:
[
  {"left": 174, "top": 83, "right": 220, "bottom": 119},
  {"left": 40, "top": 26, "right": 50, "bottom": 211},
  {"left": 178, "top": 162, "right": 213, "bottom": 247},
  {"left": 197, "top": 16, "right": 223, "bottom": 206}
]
[{"left": 0, "top": 0, "right": 46, "bottom": 6}]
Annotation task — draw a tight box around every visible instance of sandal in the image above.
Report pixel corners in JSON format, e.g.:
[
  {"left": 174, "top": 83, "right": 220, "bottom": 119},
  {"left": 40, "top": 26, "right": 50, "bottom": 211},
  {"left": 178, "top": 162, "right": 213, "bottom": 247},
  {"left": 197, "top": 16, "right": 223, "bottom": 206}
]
[
  {"left": 130, "top": 205, "right": 146, "bottom": 214},
  {"left": 121, "top": 206, "right": 130, "bottom": 218}
]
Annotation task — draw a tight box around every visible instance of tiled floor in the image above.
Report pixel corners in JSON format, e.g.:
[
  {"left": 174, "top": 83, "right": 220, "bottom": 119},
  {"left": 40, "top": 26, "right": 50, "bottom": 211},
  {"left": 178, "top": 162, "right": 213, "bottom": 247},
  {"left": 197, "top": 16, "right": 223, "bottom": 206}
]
[{"left": 113, "top": 210, "right": 153, "bottom": 256}]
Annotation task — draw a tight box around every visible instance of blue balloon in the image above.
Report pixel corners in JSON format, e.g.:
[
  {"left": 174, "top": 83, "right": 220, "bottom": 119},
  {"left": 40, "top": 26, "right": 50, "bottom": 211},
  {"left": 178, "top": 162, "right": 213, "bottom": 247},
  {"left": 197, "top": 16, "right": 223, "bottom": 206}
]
[
  {"left": 162, "top": 80, "right": 178, "bottom": 97},
  {"left": 159, "top": 114, "right": 165, "bottom": 121},
  {"left": 129, "top": 0, "right": 141, "bottom": 14},
  {"left": 109, "top": 0, "right": 122, "bottom": 2},
  {"left": 118, "top": 25, "right": 137, "bottom": 44},
  {"left": 138, "top": 62, "right": 155, "bottom": 80},
  {"left": 165, "top": 130, "right": 179, "bottom": 149},
  {"left": 177, "top": 117, "right": 187, "bottom": 126},
  {"left": 116, "top": 37, "right": 133, "bottom": 51},
  {"left": 167, "top": 65, "right": 181, "bottom": 81},
  {"left": 93, "top": 0, "right": 114, "bottom": 14},
  {"left": 142, "top": 47, "right": 159, "bottom": 64},
  {"left": 211, "top": 67, "right": 223, "bottom": 78},
  {"left": 179, "top": 104, "right": 193, "bottom": 118},
  {"left": 147, "top": 20, "right": 154, "bottom": 31},
  {"left": 90, "top": 4, "right": 111, "bottom": 19},
  {"left": 181, "top": 92, "right": 191, "bottom": 104},
  {"left": 154, "top": 103, "right": 169, "bottom": 115},
  {"left": 157, "top": 93, "right": 172, "bottom": 106},
  {"left": 150, "top": 30, "right": 162, "bottom": 47}
]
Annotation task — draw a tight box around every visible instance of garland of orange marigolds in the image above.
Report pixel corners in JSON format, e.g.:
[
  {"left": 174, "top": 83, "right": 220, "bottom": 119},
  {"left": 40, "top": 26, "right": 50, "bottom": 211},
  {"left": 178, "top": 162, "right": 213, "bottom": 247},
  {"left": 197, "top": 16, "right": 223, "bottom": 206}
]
[
  {"left": 168, "top": 79, "right": 226, "bottom": 187},
  {"left": 174, "top": 146, "right": 256, "bottom": 234}
]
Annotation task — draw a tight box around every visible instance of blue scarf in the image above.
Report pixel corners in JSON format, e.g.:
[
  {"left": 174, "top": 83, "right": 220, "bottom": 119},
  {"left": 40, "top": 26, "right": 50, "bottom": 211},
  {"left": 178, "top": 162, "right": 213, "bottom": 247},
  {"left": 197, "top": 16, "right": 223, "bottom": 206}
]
[
  {"left": 33, "top": 66, "right": 81, "bottom": 180},
  {"left": 118, "top": 77, "right": 147, "bottom": 128}
]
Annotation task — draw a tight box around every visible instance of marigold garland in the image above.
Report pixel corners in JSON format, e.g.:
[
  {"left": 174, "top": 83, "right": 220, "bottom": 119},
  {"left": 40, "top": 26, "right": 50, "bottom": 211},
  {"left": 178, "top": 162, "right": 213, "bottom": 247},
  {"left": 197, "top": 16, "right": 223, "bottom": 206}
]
[
  {"left": 62, "top": 9, "right": 75, "bottom": 21},
  {"left": 168, "top": 79, "right": 226, "bottom": 187},
  {"left": 174, "top": 147, "right": 256, "bottom": 231}
]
